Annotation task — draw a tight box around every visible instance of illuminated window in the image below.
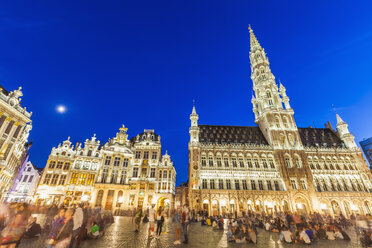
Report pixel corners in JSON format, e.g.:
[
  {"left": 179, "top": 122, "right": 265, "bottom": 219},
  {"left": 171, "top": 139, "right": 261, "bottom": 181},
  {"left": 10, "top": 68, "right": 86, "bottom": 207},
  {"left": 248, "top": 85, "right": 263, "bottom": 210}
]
[
  {"left": 78, "top": 174, "right": 87, "bottom": 185},
  {"left": 143, "top": 151, "right": 149, "bottom": 159},
  {"left": 70, "top": 173, "right": 79, "bottom": 184},
  {"left": 140, "top": 184, "right": 145, "bottom": 189},
  {"left": 226, "top": 179, "right": 231, "bottom": 189},
  {"left": 224, "top": 158, "right": 229, "bottom": 167},
  {"left": 242, "top": 180, "right": 247, "bottom": 190},
  {"left": 150, "top": 168, "right": 156, "bottom": 178},
  {"left": 135, "top": 151, "right": 141, "bottom": 159},
  {"left": 130, "top": 184, "right": 137, "bottom": 189},
  {"left": 132, "top": 168, "right": 138, "bottom": 177},
  {"left": 290, "top": 179, "right": 297, "bottom": 190},
  {"left": 202, "top": 179, "right": 207, "bottom": 189},
  {"left": 232, "top": 158, "right": 237, "bottom": 167},
  {"left": 87, "top": 174, "right": 95, "bottom": 185},
  {"left": 149, "top": 184, "right": 154, "bottom": 190},
  {"left": 267, "top": 180, "right": 272, "bottom": 190}
]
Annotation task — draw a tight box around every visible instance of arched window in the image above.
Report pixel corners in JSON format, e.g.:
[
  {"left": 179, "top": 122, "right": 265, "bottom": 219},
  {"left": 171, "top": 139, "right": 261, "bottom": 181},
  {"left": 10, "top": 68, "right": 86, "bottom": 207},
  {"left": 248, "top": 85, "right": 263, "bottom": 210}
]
[
  {"left": 295, "top": 156, "right": 302, "bottom": 168},
  {"left": 95, "top": 190, "right": 104, "bottom": 207},
  {"left": 283, "top": 117, "right": 289, "bottom": 128},
  {"left": 201, "top": 156, "right": 206, "bottom": 167}
]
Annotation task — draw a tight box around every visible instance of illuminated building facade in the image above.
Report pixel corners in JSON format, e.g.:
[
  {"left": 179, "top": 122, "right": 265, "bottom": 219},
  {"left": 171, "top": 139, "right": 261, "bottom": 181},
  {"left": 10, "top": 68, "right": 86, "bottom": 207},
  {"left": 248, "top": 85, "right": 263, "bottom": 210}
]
[
  {"left": 0, "top": 86, "right": 32, "bottom": 201},
  {"left": 188, "top": 27, "right": 372, "bottom": 217},
  {"left": 35, "top": 126, "right": 176, "bottom": 212}
]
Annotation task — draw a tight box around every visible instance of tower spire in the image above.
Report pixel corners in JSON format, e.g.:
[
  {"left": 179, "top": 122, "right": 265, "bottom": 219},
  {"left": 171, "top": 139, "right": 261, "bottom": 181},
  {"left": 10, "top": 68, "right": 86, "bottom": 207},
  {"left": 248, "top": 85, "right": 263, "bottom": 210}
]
[{"left": 248, "top": 25, "right": 262, "bottom": 51}]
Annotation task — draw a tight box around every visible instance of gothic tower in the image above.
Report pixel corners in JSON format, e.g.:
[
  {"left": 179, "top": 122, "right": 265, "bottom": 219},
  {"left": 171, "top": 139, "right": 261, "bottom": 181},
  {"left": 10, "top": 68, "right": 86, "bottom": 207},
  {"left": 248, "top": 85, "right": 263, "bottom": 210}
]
[
  {"left": 249, "top": 26, "right": 302, "bottom": 149},
  {"left": 188, "top": 105, "right": 200, "bottom": 191}
]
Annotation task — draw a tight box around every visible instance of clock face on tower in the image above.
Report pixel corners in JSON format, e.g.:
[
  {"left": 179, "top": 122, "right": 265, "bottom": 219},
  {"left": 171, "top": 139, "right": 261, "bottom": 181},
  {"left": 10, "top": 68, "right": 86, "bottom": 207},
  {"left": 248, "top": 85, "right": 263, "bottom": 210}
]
[{"left": 193, "top": 165, "right": 198, "bottom": 170}]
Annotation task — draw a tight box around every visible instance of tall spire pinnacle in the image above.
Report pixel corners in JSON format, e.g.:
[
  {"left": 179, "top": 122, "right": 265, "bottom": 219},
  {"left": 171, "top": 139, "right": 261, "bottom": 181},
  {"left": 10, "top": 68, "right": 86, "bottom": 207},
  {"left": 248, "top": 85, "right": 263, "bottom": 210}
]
[
  {"left": 248, "top": 25, "right": 261, "bottom": 50},
  {"left": 336, "top": 113, "right": 344, "bottom": 124}
]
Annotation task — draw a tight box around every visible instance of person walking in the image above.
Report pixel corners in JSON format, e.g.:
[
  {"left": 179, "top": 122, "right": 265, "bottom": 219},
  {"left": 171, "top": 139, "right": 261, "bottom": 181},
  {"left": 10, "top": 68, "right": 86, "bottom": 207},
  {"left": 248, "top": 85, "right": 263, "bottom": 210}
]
[
  {"left": 148, "top": 205, "right": 155, "bottom": 238},
  {"left": 182, "top": 204, "right": 190, "bottom": 244},
  {"left": 47, "top": 208, "right": 74, "bottom": 248},
  {"left": 173, "top": 207, "right": 182, "bottom": 245},
  {"left": 69, "top": 204, "right": 83, "bottom": 248},
  {"left": 133, "top": 207, "right": 142, "bottom": 232},
  {"left": 155, "top": 207, "right": 164, "bottom": 238}
]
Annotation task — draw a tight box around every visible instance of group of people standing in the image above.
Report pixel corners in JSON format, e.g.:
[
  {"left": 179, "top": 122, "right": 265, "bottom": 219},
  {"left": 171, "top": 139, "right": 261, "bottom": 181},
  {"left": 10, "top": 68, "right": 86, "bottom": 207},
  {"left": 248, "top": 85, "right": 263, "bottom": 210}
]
[{"left": 0, "top": 202, "right": 113, "bottom": 248}]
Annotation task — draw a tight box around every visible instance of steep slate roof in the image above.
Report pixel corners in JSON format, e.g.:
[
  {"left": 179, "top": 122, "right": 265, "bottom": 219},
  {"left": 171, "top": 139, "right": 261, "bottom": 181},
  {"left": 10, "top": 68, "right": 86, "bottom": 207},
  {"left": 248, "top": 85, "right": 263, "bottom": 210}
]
[
  {"left": 298, "top": 127, "right": 345, "bottom": 148},
  {"left": 198, "top": 125, "right": 269, "bottom": 145}
]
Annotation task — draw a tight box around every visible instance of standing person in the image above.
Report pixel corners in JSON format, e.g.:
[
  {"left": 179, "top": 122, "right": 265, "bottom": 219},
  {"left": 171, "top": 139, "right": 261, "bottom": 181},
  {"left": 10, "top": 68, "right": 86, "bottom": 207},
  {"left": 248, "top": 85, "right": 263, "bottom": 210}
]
[
  {"left": 47, "top": 208, "right": 74, "bottom": 248},
  {"left": 182, "top": 204, "right": 190, "bottom": 244},
  {"left": 155, "top": 207, "right": 164, "bottom": 238},
  {"left": 0, "top": 203, "right": 29, "bottom": 248},
  {"left": 133, "top": 207, "right": 142, "bottom": 233},
  {"left": 173, "top": 207, "right": 182, "bottom": 245},
  {"left": 148, "top": 205, "right": 155, "bottom": 238},
  {"left": 69, "top": 204, "right": 83, "bottom": 248}
]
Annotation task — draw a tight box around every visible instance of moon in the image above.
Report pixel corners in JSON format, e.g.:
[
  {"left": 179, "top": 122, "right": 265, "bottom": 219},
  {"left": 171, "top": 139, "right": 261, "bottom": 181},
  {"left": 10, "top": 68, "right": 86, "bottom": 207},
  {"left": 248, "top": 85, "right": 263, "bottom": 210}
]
[{"left": 56, "top": 105, "right": 66, "bottom": 114}]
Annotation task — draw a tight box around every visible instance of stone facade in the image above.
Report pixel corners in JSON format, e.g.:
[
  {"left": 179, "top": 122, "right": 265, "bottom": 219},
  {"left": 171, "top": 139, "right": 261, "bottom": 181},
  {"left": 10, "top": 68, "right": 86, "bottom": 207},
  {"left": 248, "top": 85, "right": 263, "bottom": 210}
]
[
  {"left": 35, "top": 126, "right": 176, "bottom": 213},
  {"left": 0, "top": 86, "right": 32, "bottom": 201},
  {"left": 187, "top": 27, "right": 372, "bottom": 217}
]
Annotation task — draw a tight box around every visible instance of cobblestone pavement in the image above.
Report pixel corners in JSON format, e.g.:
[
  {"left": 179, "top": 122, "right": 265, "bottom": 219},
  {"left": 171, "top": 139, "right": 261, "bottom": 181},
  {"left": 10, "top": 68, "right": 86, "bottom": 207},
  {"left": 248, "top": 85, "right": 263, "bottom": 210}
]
[{"left": 19, "top": 216, "right": 364, "bottom": 248}]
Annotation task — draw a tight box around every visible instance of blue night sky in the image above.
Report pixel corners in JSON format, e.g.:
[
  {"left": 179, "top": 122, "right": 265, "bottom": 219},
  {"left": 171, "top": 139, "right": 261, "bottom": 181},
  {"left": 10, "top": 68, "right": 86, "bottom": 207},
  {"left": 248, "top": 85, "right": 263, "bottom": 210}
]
[{"left": 1, "top": 1, "right": 372, "bottom": 186}]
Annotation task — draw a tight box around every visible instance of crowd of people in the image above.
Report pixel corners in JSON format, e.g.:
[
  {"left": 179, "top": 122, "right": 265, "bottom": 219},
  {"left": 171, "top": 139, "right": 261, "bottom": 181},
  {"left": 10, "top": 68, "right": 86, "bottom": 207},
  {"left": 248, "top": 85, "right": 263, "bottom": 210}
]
[
  {"left": 194, "top": 209, "right": 372, "bottom": 247},
  {"left": 0, "top": 202, "right": 114, "bottom": 248}
]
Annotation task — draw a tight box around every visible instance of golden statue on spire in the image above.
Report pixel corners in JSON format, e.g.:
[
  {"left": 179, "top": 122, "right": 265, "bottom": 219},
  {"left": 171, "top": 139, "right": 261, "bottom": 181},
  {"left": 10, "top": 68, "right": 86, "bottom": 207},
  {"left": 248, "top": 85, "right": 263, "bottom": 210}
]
[{"left": 119, "top": 124, "right": 128, "bottom": 132}]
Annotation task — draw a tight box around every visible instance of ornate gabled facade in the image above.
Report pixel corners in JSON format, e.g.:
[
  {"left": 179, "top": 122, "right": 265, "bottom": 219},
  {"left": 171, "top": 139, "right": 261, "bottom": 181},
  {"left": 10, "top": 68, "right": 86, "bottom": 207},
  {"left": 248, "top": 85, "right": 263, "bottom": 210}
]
[
  {"left": 0, "top": 86, "right": 32, "bottom": 201},
  {"left": 188, "top": 27, "right": 372, "bottom": 217},
  {"left": 34, "top": 126, "right": 176, "bottom": 213}
]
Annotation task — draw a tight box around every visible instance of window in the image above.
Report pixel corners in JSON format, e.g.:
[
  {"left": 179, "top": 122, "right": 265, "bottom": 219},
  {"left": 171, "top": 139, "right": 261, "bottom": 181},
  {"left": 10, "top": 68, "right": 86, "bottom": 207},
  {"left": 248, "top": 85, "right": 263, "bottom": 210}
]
[
  {"left": 239, "top": 158, "right": 244, "bottom": 168},
  {"left": 254, "top": 158, "right": 260, "bottom": 168},
  {"left": 300, "top": 179, "right": 307, "bottom": 190},
  {"left": 140, "top": 184, "right": 146, "bottom": 189},
  {"left": 210, "top": 179, "right": 215, "bottom": 189},
  {"left": 105, "top": 156, "right": 111, "bottom": 165},
  {"left": 226, "top": 179, "right": 231, "bottom": 189},
  {"left": 132, "top": 168, "right": 138, "bottom": 177},
  {"left": 283, "top": 117, "right": 289, "bottom": 128},
  {"left": 49, "top": 161, "right": 56, "bottom": 169},
  {"left": 70, "top": 173, "right": 79, "bottom": 184},
  {"left": 274, "top": 180, "right": 280, "bottom": 191},
  {"left": 28, "top": 175, "right": 34, "bottom": 183},
  {"left": 22, "top": 175, "right": 29, "bottom": 182},
  {"left": 51, "top": 174, "right": 59, "bottom": 185},
  {"left": 217, "top": 157, "right": 222, "bottom": 167},
  {"left": 101, "top": 169, "right": 108, "bottom": 183},
  {"left": 141, "top": 168, "right": 147, "bottom": 178},
  {"left": 78, "top": 174, "right": 87, "bottom": 185},
  {"left": 123, "top": 158, "right": 129, "bottom": 167},
  {"left": 314, "top": 179, "right": 321, "bottom": 192},
  {"left": 143, "top": 151, "right": 149, "bottom": 159},
  {"left": 150, "top": 168, "right": 156, "bottom": 178},
  {"left": 27, "top": 167, "right": 31, "bottom": 172},
  {"left": 63, "top": 162, "right": 70, "bottom": 170},
  {"left": 262, "top": 159, "right": 268, "bottom": 168},
  {"left": 135, "top": 151, "right": 141, "bottom": 159},
  {"left": 321, "top": 179, "right": 328, "bottom": 191},
  {"left": 219, "top": 179, "right": 224, "bottom": 189},
  {"left": 290, "top": 179, "right": 297, "bottom": 190},
  {"left": 114, "top": 157, "right": 120, "bottom": 166},
  {"left": 242, "top": 180, "right": 248, "bottom": 190},
  {"left": 201, "top": 156, "right": 206, "bottom": 167},
  {"left": 56, "top": 161, "right": 63, "bottom": 169},
  {"left": 342, "top": 179, "right": 348, "bottom": 191},
  {"left": 295, "top": 157, "right": 301, "bottom": 168},
  {"left": 120, "top": 172, "right": 126, "bottom": 184},
  {"left": 43, "top": 174, "right": 52, "bottom": 184},
  {"left": 269, "top": 159, "right": 275, "bottom": 168},
  {"left": 247, "top": 158, "right": 253, "bottom": 168},
  {"left": 203, "top": 156, "right": 211, "bottom": 167},
  {"left": 267, "top": 180, "right": 272, "bottom": 190},
  {"left": 159, "top": 170, "right": 162, "bottom": 178},
  {"left": 87, "top": 150, "right": 92, "bottom": 156},
  {"left": 202, "top": 179, "right": 207, "bottom": 189},
  {"left": 251, "top": 180, "right": 256, "bottom": 190},
  {"left": 235, "top": 180, "right": 240, "bottom": 190},
  {"left": 163, "top": 171, "right": 167, "bottom": 179},
  {"left": 285, "top": 157, "right": 291, "bottom": 168},
  {"left": 59, "top": 175, "right": 66, "bottom": 185},
  {"left": 232, "top": 158, "right": 237, "bottom": 167},
  {"left": 149, "top": 184, "right": 154, "bottom": 190},
  {"left": 258, "top": 180, "right": 263, "bottom": 190},
  {"left": 87, "top": 174, "right": 95, "bottom": 185},
  {"left": 151, "top": 152, "right": 157, "bottom": 159},
  {"left": 275, "top": 117, "right": 280, "bottom": 128},
  {"left": 224, "top": 158, "right": 229, "bottom": 167}
]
